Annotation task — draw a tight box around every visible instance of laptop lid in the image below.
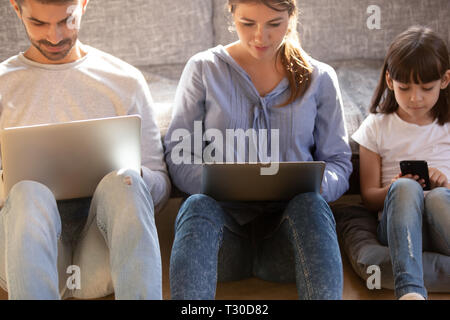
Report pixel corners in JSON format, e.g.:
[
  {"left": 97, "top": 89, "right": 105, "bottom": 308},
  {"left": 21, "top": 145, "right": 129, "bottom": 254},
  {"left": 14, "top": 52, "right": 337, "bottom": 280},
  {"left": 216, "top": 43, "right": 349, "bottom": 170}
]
[
  {"left": 0, "top": 115, "right": 141, "bottom": 200},
  {"left": 201, "top": 161, "right": 326, "bottom": 202}
]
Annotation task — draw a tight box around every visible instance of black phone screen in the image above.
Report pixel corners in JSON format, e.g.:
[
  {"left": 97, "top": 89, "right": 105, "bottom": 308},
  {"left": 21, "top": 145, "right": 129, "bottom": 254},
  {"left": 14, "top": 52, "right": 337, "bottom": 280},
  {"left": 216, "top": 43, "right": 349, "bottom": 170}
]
[{"left": 399, "top": 160, "right": 431, "bottom": 190}]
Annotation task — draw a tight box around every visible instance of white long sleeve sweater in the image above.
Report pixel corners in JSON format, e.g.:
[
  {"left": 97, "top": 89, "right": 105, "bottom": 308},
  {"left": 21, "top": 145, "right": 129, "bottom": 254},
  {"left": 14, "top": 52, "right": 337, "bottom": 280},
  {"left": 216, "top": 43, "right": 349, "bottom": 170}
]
[{"left": 0, "top": 45, "right": 170, "bottom": 210}]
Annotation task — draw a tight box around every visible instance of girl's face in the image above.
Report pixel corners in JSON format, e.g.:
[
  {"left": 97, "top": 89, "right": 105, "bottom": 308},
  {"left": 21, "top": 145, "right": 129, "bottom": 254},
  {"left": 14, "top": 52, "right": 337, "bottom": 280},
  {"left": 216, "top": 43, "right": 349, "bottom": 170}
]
[
  {"left": 232, "top": 2, "right": 290, "bottom": 62},
  {"left": 386, "top": 71, "right": 450, "bottom": 125}
]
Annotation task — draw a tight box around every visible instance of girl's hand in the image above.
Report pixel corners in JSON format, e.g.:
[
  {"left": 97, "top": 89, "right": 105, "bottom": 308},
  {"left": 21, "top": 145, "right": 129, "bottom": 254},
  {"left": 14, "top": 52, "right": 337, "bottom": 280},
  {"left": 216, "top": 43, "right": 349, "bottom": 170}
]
[
  {"left": 428, "top": 167, "right": 448, "bottom": 189},
  {"left": 391, "top": 172, "right": 426, "bottom": 189},
  {"left": 390, "top": 173, "right": 402, "bottom": 184}
]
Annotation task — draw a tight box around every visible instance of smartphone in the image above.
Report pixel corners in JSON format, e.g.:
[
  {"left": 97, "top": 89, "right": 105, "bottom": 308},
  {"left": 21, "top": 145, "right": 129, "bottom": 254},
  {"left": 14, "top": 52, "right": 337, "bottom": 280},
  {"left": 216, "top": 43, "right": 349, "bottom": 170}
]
[{"left": 399, "top": 160, "right": 431, "bottom": 190}]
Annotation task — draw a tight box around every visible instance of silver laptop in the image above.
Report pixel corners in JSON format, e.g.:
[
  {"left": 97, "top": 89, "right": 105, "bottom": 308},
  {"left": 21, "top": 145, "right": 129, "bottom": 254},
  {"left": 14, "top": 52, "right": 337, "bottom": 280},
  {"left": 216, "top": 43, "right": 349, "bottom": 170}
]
[
  {"left": 0, "top": 115, "right": 141, "bottom": 200},
  {"left": 201, "top": 161, "right": 325, "bottom": 202}
]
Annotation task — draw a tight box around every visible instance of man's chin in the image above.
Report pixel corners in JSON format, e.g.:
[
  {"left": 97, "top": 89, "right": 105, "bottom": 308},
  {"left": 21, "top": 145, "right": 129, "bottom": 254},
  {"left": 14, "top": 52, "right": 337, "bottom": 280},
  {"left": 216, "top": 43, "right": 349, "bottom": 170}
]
[
  {"left": 42, "top": 50, "right": 71, "bottom": 61},
  {"left": 30, "top": 39, "right": 75, "bottom": 63},
  {"left": 36, "top": 46, "right": 73, "bottom": 62}
]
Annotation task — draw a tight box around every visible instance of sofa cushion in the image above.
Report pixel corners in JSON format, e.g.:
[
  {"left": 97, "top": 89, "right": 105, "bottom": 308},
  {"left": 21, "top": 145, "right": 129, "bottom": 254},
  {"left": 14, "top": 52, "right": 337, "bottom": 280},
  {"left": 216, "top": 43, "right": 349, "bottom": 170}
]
[
  {"left": 213, "top": 0, "right": 449, "bottom": 61},
  {"left": 330, "top": 59, "right": 382, "bottom": 154},
  {"left": 0, "top": 0, "right": 214, "bottom": 67},
  {"left": 0, "top": 4, "right": 29, "bottom": 62},
  {"left": 79, "top": 0, "right": 214, "bottom": 66},
  {"left": 139, "top": 64, "right": 183, "bottom": 139},
  {"left": 332, "top": 201, "right": 450, "bottom": 293},
  {"left": 213, "top": 0, "right": 237, "bottom": 47},
  {"left": 139, "top": 58, "right": 381, "bottom": 155},
  {"left": 298, "top": 0, "right": 449, "bottom": 61}
]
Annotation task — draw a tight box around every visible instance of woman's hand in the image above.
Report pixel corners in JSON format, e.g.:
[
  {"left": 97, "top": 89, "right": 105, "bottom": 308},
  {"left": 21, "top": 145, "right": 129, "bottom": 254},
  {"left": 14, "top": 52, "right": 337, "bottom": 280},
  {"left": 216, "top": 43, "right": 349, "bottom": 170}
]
[{"left": 428, "top": 167, "right": 448, "bottom": 189}]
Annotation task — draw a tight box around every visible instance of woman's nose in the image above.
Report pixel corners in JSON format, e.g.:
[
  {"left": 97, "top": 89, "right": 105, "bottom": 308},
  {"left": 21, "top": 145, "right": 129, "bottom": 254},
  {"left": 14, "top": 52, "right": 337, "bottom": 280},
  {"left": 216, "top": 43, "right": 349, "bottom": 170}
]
[{"left": 254, "top": 24, "right": 267, "bottom": 44}]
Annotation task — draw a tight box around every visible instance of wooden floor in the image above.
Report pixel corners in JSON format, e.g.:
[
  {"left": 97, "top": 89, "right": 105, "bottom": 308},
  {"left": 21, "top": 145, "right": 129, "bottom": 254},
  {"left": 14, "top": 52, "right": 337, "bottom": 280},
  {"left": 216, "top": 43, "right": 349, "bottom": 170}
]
[{"left": 0, "top": 198, "right": 448, "bottom": 300}]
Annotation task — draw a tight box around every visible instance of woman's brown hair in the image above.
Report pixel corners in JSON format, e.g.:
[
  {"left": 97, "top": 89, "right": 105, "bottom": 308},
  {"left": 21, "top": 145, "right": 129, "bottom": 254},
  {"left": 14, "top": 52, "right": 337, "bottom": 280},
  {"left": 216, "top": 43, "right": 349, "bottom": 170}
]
[
  {"left": 370, "top": 26, "right": 450, "bottom": 125},
  {"left": 228, "top": 0, "right": 313, "bottom": 107}
]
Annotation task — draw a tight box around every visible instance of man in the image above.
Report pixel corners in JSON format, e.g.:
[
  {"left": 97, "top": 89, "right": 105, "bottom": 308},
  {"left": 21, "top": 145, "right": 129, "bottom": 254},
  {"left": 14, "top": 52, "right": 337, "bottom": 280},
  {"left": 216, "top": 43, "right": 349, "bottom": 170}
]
[{"left": 0, "top": 0, "right": 170, "bottom": 299}]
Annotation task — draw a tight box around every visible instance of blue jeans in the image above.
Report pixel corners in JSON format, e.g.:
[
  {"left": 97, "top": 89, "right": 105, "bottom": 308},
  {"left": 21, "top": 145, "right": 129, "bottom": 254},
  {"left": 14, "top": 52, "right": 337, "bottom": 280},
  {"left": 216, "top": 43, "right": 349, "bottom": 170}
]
[
  {"left": 378, "top": 178, "right": 450, "bottom": 299},
  {"left": 0, "top": 169, "right": 161, "bottom": 300},
  {"left": 170, "top": 192, "right": 343, "bottom": 300}
]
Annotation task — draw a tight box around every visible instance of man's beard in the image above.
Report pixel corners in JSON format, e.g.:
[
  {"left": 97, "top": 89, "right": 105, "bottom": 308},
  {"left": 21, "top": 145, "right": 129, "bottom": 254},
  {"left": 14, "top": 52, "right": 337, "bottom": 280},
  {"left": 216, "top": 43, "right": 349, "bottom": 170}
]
[{"left": 29, "top": 34, "right": 78, "bottom": 62}]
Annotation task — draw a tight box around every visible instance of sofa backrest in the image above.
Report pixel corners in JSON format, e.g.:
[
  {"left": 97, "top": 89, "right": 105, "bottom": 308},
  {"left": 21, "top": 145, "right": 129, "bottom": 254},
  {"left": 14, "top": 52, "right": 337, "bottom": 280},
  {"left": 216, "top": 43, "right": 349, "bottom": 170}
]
[
  {"left": 213, "top": 0, "right": 450, "bottom": 62},
  {"left": 0, "top": 3, "right": 29, "bottom": 62},
  {"left": 80, "top": 0, "right": 214, "bottom": 66},
  {"left": 0, "top": 0, "right": 215, "bottom": 67},
  {"left": 1, "top": 0, "right": 448, "bottom": 65}
]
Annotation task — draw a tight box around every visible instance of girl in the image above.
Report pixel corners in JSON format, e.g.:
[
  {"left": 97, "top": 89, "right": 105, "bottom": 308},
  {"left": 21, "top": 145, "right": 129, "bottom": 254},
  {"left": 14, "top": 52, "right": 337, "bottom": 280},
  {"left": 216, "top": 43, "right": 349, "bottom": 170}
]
[
  {"left": 352, "top": 26, "right": 450, "bottom": 300},
  {"left": 164, "top": 0, "right": 352, "bottom": 299}
]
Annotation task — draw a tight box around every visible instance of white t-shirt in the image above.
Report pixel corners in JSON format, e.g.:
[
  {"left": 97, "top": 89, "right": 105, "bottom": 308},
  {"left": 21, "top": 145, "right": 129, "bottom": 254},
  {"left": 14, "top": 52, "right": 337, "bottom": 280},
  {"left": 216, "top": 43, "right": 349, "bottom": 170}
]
[
  {"left": 352, "top": 112, "right": 450, "bottom": 188},
  {"left": 0, "top": 46, "right": 170, "bottom": 209}
]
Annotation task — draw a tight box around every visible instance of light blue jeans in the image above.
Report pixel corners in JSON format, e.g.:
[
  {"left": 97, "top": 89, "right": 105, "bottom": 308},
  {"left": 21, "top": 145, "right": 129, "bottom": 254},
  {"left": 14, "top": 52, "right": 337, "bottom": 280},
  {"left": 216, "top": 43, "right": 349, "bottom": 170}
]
[
  {"left": 378, "top": 178, "right": 450, "bottom": 299},
  {"left": 0, "top": 169, "right": 161, "bottom": 300},
  {"left": 170, "top": 192, "right": 343, "bottom": 300}
]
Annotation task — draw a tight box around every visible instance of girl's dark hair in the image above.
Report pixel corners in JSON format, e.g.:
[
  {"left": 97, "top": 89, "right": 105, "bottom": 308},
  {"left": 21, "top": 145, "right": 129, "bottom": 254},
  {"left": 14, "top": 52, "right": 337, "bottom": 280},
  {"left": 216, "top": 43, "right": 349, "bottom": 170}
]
[
  {"left": 228, "top": 0, "right": 313, "bottom": 107},
  {"left": 370, "top": 26, "right": 450, "bottom": 125}
]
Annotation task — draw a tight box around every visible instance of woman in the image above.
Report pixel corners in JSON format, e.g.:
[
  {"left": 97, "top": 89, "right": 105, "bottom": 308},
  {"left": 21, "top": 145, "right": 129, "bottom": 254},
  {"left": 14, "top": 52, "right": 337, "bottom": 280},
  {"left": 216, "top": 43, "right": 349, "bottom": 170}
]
[{"left": 164, "top": 0, "right": 352, "bottom": 300}]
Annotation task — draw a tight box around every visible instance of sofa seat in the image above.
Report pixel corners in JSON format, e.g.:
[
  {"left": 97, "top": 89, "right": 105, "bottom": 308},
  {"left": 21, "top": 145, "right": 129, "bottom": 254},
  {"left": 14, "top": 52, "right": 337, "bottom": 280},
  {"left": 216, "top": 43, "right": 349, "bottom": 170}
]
[{"left": 332, "top": 196, "right": 450, "bottom": 294}]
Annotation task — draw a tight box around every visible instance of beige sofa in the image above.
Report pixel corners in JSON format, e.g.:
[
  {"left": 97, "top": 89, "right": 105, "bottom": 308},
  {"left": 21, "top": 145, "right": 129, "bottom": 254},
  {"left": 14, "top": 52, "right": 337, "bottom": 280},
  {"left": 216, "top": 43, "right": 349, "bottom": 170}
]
[{"left": 0, "top": 0, "right": 449, "bottom": 299}]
